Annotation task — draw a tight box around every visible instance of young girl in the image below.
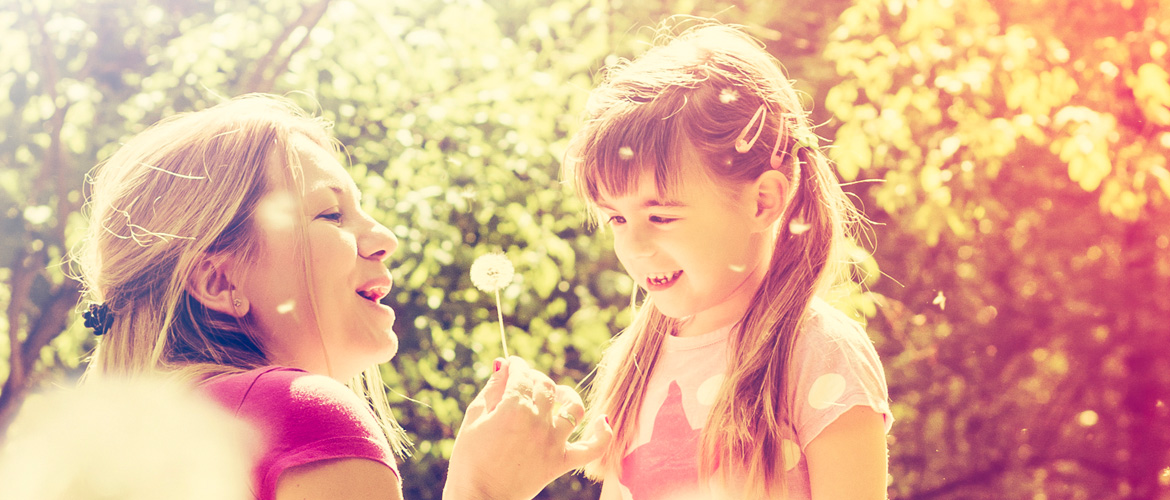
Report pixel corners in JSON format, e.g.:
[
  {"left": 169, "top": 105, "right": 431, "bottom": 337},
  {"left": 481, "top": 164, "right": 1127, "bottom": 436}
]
[
  {"left": 565, "top": 24, "right": 894, "bottom": 499},
  {"left": 71, "top": 94, "right": 607, "bottom": 500}
]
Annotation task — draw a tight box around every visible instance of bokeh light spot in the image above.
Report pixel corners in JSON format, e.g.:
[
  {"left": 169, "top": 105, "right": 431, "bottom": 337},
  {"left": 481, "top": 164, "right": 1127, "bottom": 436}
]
[{"left": 276, "top": 300, "right": 295, "bottom": 314}]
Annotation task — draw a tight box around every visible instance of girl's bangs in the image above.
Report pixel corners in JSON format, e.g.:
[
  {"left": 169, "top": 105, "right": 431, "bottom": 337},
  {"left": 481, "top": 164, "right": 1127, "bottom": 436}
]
[{"left": 574, "top": 97, "right": 691, "bottom": 211}]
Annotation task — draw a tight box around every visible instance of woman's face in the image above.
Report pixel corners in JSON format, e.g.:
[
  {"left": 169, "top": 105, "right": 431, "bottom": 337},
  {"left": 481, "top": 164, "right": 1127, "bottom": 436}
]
[{"left": 238, "top": 136, "right": 399, "bottom": 380}]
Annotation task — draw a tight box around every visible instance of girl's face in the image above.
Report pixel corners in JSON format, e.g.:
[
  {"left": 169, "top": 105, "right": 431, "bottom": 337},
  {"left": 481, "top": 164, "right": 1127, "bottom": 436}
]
[
  {"left": 239, "top": 137, "right": 399, "bottom": 380},
  {"left": 596, "top": 150, "right": 774, "bottom": 336}
]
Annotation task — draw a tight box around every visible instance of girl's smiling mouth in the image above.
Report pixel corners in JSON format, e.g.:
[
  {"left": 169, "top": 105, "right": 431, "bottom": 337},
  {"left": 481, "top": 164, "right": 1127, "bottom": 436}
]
[{"left": 645, "top": 270, "right": 683, "bottom": 290}]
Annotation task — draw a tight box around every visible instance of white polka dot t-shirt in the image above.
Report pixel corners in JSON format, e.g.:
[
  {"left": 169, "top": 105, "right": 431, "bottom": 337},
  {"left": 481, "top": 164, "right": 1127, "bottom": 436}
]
[{"left": 603, "top": 298, "right": 893, "bottom": 500}]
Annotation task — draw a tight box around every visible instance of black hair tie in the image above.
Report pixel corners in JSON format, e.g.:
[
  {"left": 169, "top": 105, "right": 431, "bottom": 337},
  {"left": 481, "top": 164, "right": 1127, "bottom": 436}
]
[{"left": 83, "top": 303, "right": 113, "bottom": 336}]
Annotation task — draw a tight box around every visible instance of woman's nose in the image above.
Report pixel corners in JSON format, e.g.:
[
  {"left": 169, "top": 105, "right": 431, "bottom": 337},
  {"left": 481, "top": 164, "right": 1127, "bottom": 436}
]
[{"left": 360, "top": 219, "right": 398, "bottom": 262}]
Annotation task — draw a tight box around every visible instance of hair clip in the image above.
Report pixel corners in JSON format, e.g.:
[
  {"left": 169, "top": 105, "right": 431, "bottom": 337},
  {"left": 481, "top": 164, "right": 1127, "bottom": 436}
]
[
  {"left": 83, "top": 302, "right": 113, "bottom": 336},
  {"left": 734, "top": 105, "right": 767, "bottom": 154},
  {"left": 771, "top": 120, "right": 820, "bottom": 171},
  {"left": 770, "top": 120, "right": 788, "bottom": 170}
]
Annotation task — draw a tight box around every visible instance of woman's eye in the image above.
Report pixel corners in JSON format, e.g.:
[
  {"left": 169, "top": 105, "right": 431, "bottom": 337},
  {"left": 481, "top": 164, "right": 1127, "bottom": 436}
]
[
  {"left": 649, "top": 215, "right": 677, "bottom": 224},
  {"left": 607, "top": 215, "right": 627, "bottom": 225},
  {"left": 317, "top": 211, "right": 343, "bottom": 223}
]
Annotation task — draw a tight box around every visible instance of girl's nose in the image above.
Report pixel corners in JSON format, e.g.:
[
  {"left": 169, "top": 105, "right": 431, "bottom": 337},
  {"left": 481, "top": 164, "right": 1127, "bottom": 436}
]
[{"left": 617, "top": 227, "right": 656, "bottom": 259}]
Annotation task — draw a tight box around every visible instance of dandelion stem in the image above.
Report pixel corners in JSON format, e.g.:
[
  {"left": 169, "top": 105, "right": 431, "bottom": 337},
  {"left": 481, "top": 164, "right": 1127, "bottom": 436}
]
[{"left": 494, "top": 289, "right": 509, "bottom": 357}]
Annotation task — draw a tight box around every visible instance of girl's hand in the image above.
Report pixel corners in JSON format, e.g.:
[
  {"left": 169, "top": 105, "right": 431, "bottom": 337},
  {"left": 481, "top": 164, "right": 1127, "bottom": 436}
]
[{"left": 444, "top": 357, "right": 613, "bottom": 500}]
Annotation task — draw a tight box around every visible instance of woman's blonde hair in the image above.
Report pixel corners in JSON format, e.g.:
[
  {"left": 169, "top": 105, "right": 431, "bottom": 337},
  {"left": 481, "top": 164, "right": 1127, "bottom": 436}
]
[
  {"left": 564, "top": 23, "right": 859, "bottom": 497},
  {"left": 73, "top": 94, "right": 408, "bottom": 456}
]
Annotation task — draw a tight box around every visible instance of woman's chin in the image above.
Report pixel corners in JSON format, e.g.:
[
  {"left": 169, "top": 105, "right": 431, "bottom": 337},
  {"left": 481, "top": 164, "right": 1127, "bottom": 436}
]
[{"left": 379, "top": 334, "right": 399, "bottom": 363}]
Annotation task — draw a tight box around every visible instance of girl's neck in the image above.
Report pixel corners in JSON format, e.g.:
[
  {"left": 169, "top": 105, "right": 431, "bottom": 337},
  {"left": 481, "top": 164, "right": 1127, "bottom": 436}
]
[
  {"left": 674, "top": 306, "right": 744, "bottom": 337},
  {"left": 673, "top": 257, "right": 769, "bottom": 338}
]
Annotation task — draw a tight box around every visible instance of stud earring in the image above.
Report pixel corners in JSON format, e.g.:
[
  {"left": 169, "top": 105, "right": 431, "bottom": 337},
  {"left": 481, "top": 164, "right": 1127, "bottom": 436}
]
[{"left": 233, "top": 298, "right": 243, "bottom": 308}]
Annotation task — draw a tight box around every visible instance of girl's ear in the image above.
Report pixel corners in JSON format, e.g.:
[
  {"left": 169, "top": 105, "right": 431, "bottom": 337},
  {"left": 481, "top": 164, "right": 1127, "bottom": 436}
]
[
  {"left": 186, "top": 254, "right": 249, "bottom": 317},
  {"left": 750, "top": 169, "right": 791, "bottom": 232}
]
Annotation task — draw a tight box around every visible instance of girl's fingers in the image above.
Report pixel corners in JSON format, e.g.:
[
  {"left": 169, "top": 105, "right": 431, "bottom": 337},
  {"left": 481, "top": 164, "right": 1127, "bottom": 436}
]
[
  {"left": 552, "top": 385, "right": 585, "bottom": 432},
  {"left": 562, "top": 415, "right": 613, "bottom": 471},
  {"left": 532, "top": 377, "right": 558, "bottom": 415}
]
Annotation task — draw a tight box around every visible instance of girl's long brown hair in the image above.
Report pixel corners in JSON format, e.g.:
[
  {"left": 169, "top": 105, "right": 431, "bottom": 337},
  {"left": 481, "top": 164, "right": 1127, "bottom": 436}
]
[{"left": 564, "top": 23, "right": 859, "bottom": 497}]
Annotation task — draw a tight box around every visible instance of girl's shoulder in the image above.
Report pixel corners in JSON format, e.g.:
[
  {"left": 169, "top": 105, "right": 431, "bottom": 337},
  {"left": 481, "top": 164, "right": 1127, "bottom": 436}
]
[
  {"left": 801, "top": 298, "right": 872, "bottom": 347},
  {"left": 790, "top": 298, "right": 895, "bottom": 441},
  {"left": 793, "top": 298, "right": 890, "bottom": 413}
]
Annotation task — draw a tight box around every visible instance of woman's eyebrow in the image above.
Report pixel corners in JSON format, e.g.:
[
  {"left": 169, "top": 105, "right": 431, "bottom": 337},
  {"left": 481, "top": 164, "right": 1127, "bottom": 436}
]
[{"left": 306, "top": 182, "right": 350, "bottom": 201}]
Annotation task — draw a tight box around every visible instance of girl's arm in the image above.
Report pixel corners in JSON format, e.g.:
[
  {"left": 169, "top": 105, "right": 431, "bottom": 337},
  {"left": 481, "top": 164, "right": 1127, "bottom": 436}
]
[
  {"left": 804, "top": 406, "right": 889, "bottom": 500},
  {"left": 276, "top": 458, "right": 403, "bottom": 500}
]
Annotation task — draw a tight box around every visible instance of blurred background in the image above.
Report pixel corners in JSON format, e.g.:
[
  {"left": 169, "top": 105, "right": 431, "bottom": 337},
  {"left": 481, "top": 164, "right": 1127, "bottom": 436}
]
[{"left": 1, "top": 0, "right": 1167, "bottom": 498}]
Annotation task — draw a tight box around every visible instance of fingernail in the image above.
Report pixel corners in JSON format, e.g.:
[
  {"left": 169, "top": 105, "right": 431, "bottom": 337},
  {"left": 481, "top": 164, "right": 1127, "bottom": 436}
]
[
  {"left": 604, "top": 415, "right": 610, "bottom": 426},
  {"left": 493, "top": 359, "right": 502, "bottom": 372}
]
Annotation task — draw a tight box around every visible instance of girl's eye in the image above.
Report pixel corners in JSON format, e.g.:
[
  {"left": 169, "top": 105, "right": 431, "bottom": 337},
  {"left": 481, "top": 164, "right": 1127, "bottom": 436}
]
[
  {"left": 649, "top": 215, "right": 677, "bottom": 224},
  {"left": 607, "top": 215, "right": 627, "bottom": 225}
]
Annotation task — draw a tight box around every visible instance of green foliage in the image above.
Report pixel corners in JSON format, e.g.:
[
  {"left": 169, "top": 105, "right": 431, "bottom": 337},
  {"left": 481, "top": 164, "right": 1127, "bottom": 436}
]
[
  {"left": 5, "top": 0, "right": 1166, "bottom": 498},
  {"left": 827, "top": 0, "right": 1170, "bottom": 497},
  {"left": 0, "top": 0, "right": 857, "bottom": 497}
]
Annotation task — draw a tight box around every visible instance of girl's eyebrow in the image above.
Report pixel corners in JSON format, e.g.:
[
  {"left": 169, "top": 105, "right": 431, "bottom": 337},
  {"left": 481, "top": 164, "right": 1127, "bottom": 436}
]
[{"left": 596, "top": 198, "right": 687, "bottom": 211}]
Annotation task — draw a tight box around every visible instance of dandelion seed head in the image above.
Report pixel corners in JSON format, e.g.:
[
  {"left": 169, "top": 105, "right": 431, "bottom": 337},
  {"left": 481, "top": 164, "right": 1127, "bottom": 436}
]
[
  {"left": 470, "top": 253, "right": 514, "bottom": 292},
  {"left": 719, "top": 88, "right": 739, "bottom": 104},
  {"left": 618, "top": 146, "right": 634, "bottom": 160}
]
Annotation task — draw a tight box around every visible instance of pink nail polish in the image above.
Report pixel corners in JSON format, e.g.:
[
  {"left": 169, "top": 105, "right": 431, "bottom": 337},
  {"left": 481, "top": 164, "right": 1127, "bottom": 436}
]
[{"left": 493, "top": 359, "right": 502, "bottom": 372}]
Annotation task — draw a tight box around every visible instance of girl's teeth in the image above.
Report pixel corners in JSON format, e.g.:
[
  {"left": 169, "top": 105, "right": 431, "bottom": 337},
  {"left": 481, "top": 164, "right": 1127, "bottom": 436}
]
[{"left": 647, "top": 271, "right": 680, "bottom": 285}]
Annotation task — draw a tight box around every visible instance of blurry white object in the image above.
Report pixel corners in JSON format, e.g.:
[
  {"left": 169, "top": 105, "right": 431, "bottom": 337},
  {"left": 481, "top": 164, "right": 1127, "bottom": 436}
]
[{"left": 0, "top": 376, "right": 256, "bottom": 500}]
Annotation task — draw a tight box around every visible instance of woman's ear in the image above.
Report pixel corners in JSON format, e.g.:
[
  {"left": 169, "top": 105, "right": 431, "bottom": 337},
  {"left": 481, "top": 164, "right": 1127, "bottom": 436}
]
[
  {"left": 750, "top": 169, "right": 791, "bottom": 232},
  {"left": 186, "top": 254, "right": 249, "bottom": 317}
]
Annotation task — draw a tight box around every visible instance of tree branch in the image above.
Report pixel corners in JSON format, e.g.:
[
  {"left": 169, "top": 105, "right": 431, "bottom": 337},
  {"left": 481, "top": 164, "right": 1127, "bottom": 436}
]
[
  {"left": 0, "top": 278, "right": 80, "bottom": 443},
  {"left": 4, "top": 255, "right": 35, "bottom": 392},
  {"left": 21, "top": 279, "right": 81, "bottom": 365},
  {"left": 903, "top": 460, "right": 1010, "bottom": 499},
  {"left": 1, "top": 0, "right": 80, "bottom": 444},
  {"left": 243, "top": 0, "right": 333, "bottom": 92}
]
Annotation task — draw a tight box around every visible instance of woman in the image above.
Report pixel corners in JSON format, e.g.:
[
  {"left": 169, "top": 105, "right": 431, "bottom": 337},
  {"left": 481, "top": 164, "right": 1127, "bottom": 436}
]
[{"left": 72, "top": 94, "right": 609, "bottom": 500}]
